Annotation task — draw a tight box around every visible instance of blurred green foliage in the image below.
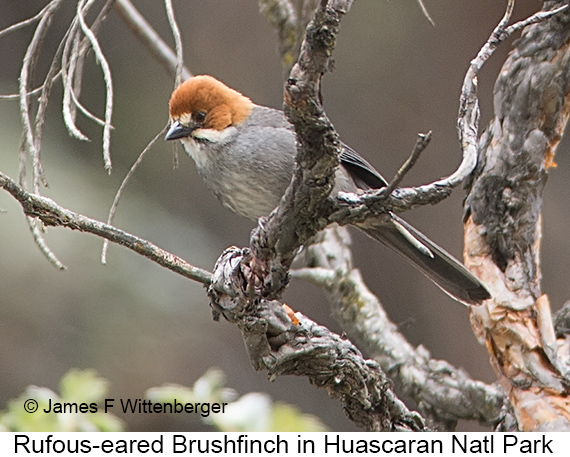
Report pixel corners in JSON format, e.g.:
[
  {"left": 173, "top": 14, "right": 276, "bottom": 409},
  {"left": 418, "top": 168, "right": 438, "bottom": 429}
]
[
  {"left": 148, "top": 367, "right": 328, "bottom": 432},
  {"left": 0, "top": 369, "right": 123, "bottom": 432},
  {"left": 1, "top": 368, "right": 327, "bottom": 432}
]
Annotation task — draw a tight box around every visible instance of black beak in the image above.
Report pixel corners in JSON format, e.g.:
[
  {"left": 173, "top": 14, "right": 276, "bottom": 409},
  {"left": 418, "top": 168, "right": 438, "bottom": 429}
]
[{"left": 165, "top": 121, "right": 193, "bottom": 140}]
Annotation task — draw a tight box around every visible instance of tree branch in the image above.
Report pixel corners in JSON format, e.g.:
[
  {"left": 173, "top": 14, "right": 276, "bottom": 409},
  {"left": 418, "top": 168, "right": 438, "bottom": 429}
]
[
  {"left": 0, "top": 167, "right": 425, "bottom": 431},
  {"left": 258, "top": 0, "right": 299, "bottom": 76},
  {"left": 2, "top": 0, "right": 426, "bottom": 431},
  {"left": 242, "top": 0, "right": 353, "bottom": 301},
  {"left": 0, "top": 170, "right": 212, "bottom": 285},
  {"left": 209, "top": 248, "right": 425, "bottom": 431},
  {"left": 464, "top": 0, "right": 570, "bottom": 431},
  {"left": 329, "top": 0, "right": 562, "bottom": 227},
  {"left": 193, "top": 0, "right": 430, "bottom": 430},
  {"left": 294, "top": 226, "right": 505, "bottom": 430}
]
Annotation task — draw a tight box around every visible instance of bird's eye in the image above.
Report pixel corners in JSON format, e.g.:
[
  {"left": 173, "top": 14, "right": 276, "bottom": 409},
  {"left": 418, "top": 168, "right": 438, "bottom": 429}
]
[{"left": 193, "top": 111, "right": 207, "bottom": 123}]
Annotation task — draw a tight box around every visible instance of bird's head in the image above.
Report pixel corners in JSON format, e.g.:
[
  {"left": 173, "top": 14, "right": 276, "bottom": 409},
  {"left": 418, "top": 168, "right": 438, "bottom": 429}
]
[{"left": 165, "top": 75, "right": 254, "bottom": 142}]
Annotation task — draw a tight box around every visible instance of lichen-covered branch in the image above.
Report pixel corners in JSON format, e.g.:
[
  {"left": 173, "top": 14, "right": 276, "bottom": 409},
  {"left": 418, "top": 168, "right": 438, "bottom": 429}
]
[
  {"left": 205, "top": 0, "right": 428, "bottom": 430},
  {"left": 245, "top": 1, "right": 355, "bottom": 300},
  {"left": 0, "top": 170, "right": 212, "bottom": 285},
  {"left": 329, "top": 1, "right": 568, "bottom": 227},
  {"left": 209, "top": 247, "right": 424, "bottom": 431},
  {"left": 464, "top": 0, "right": 570, "bottom": 431},
  {"left": 294, "top": 226, "right": 504, "bottom": 430},
  {"left": 0, "top": 167, "right": 425, "bottom": 431}
]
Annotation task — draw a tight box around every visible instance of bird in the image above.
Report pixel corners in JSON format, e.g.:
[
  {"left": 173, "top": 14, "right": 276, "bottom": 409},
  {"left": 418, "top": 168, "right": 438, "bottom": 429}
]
[{"left": 165, "top": 75, "right": 491, "bottom": 305}]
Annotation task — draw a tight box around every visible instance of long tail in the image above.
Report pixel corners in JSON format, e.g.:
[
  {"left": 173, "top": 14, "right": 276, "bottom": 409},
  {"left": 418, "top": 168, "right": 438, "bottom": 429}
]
[{"left": 357, "top": 214, "right": 491, "bottom": 305}]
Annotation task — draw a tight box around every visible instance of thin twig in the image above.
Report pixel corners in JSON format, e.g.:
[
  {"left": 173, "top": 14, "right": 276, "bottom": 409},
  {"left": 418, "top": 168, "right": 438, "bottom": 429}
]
[
  {"left": 505, "top": 3, "right": 568, "bottom": 35},
  {"left": 17, "top": 0, "right": 64, "bottom": 269},
  {"left": 453, "top": 0, "right": 514, "bottom": 186},
  {"left": 415, "top": 0, "right": 435, "bottom": 27},
  {"left": 113, "top": 0, "right": 192, "bottom": 80},
  {"left": 26, "top": 217, "right": 66, "bottom": 270},
  {"left": 60, "top": 0, "right": 115, "bottom": 143},
  {"left": 18, "top": 136, "right": 27, "bottom": 188},
  {"left": 61, "top": 19, "right": 90, "bottom": 142},
  {"left": 77, "top": 0, "right": 114, "bottom": 172},
  {"left": 164, "top": 0, "right": 184, "bottom": 86},
  {"left": 33, "top": 29, "right": 74, "bottom": 191},
  {"left": 382, "top": 131, "right": 432, "bottom": 197},
  {"left": 0, "top": 2, "right": 55, "bottom": 39},
  {"left": 18, "top": 0, "right": 63, "bottom": 194},
  {"left": 69, "top": 88, "right": 108, "bottom": 128},
  {"left": 71, "top": 0, "right": 117, "bottom": 119},
  {"left": 333, "top": 0, "right": 568, "bottom": 222},
  {"left": 101, "top": 127, "right": 166, "bottom": 264},
  {"left": 0, "top": 84, "right": 48, "bottom": 100}
]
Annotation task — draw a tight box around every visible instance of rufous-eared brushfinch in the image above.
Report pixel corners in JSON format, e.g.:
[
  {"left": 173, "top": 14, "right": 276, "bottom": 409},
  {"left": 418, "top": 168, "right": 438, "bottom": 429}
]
[{"left": 165, "top": 75, "right": 490, "bottom": 305}]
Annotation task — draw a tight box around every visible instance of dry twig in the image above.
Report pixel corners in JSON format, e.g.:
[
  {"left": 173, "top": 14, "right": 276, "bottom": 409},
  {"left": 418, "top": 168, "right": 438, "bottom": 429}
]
[
  {"left": 101, "top": 127, "right": 167, "bottom": 264},
  {"left": 113, "top": 0, "right": 191, "bottom": 80}
]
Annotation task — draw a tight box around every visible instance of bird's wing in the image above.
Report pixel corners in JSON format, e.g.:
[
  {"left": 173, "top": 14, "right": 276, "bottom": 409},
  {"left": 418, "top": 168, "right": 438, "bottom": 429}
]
[{"left": 339, "top": 143, "right": 388, "bottom": 190}]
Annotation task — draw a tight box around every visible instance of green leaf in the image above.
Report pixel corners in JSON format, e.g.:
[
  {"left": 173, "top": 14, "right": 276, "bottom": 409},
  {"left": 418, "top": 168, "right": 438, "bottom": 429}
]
[{"left": 59, "top": 369, "right": 109, "bottom": 404}]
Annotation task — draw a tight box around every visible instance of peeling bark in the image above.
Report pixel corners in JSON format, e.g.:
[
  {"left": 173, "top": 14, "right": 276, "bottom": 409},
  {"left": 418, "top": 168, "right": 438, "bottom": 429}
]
[{"left": 464, "top": 0, "right": 570, "bottom": 431}]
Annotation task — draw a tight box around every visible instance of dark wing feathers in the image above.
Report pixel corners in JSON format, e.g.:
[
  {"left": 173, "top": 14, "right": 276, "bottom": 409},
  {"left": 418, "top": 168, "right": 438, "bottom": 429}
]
[{"left": 340, "top": 143, "right": 388, "bottom": 190}]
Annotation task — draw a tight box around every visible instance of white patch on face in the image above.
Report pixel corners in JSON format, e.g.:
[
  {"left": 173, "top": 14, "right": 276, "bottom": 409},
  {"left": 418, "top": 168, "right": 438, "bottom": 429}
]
[
  {"left": 179, "top": 137, "right": 209, "bottom": 169},
  {"left": 178, "top": 126, "right": 237, "bottom": 171},
  {"left": 192, "top": 126, "right": 237, "bottom": 143}
]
